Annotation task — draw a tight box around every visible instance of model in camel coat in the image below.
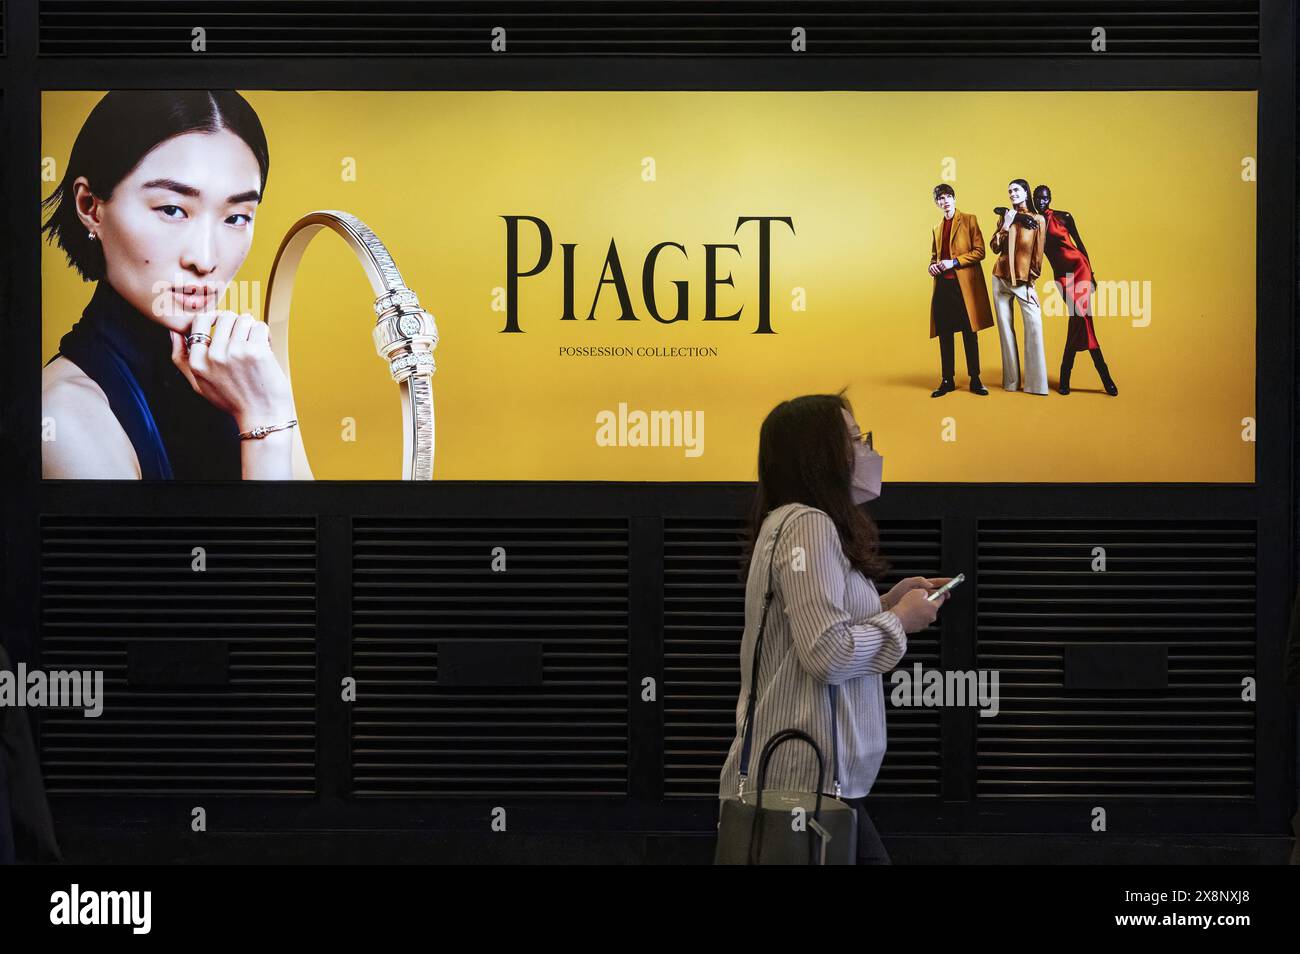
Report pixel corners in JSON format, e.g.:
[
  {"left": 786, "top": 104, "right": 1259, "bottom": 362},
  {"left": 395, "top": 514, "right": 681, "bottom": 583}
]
[{"left": 929, "top": 210, "right": 996, "bottom": 338}]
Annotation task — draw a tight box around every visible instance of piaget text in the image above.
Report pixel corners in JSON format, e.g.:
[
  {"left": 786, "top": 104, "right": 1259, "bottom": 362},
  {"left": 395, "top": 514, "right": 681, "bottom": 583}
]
[{"left": 500, "top": 215, "right": 795, "bottom": 334}]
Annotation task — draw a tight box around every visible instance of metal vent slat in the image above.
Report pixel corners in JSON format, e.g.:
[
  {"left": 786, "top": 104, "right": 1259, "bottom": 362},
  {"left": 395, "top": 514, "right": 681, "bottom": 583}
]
[
  {"left": 351, "top": 517, "right": 629, "bottom": 797},
  {"left": 37, "top": 1, "right": 1260, "bottom": 57},
  {"left": 663, "top": 517, "right": 943, "bottom": 798},
  {"left": 38, "top": 516, "right": 318, "bottom": 797},
  {"left": 975, "top": 519, "right": 1256, "bottom": 800}
]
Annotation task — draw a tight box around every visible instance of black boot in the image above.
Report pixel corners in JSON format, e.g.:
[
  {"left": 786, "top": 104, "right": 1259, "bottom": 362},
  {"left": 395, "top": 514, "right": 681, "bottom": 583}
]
[
  {"left": 1091, "top": 348, "right": 1118, "bottom": 395},
  {"left": 1058, "top": 353, "right": 1074, "bottom": 395},
  {"left": 970, "top": 375, "right": 988, "bottom": 395},
  {"left": 931, "top": 377, "right": 956, "bottom": 398}
]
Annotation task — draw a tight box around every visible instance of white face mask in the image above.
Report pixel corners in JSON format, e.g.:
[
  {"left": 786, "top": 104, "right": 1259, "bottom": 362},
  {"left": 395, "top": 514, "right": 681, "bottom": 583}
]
[{"left": 850, "top": 442, "right": 883, "bottom": 504}]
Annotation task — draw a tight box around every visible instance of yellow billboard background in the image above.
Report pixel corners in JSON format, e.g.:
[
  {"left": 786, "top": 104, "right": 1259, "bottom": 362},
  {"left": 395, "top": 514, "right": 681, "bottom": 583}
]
[{"left": 42, "top": 90, "right": 1257, "bottom": 481}]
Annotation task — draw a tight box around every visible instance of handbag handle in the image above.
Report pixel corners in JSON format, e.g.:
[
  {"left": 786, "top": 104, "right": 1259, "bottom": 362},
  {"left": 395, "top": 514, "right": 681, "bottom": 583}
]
[
  {"left": 749, "top": 728, "right": 827, "bottom": 865},
  {"left": 753, "top": 728, "right": 826, "bottom": 816},
  {"left": 737, "top": 509, "right": 842, "bottom": 798}
]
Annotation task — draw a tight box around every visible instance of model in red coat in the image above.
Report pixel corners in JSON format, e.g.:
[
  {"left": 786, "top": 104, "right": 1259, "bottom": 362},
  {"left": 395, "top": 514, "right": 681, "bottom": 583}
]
[{"left": 1033, "top": 184, "right": 1118, "bottom": 396}]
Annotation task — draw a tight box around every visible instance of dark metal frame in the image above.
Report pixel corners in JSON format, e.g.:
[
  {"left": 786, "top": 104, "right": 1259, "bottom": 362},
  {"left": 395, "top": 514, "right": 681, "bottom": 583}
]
[{"left": 1, "top": 0, "right": 1294, "bottom": 859}]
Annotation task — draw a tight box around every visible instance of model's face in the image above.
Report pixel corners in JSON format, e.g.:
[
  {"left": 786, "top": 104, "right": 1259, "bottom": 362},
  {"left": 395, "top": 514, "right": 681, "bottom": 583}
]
[
  {"left": 1007, "top": 182, "right": 1028, "bottom": 207},
  {"left": 74, "top": 128, "right": 262, "bottom": 332},
  {"left": 935, "top": 193, "right": 955, "bottom": 217},
  {"left": 1034, "top": 187, "right": 1051, "bottom": 213}
]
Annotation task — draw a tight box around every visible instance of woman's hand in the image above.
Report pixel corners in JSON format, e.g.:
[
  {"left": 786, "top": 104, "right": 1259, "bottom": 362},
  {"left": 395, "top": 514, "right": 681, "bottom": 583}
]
[
  {"left": 889, "top": 587, "right": 945, "bottom": 634},
  {"left": 882, "top": 576, "right": 936, "bottom": 610},
  {"left": 169, "top": 310, "right": 296, "bottom": 431}
]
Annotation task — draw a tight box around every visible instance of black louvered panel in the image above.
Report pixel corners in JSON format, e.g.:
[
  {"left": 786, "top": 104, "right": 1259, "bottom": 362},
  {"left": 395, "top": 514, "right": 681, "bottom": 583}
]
[
  {"left": 976, "top": 520, "right": 1256, "bottom": 799},
  {"left": 39, "top": 517, "right": 318, "bottom": 796},
  {"left": 661, "top": 517, "right": 745, "bottom": 798},
  {"left": 869, "top": 522, "right": 944, "bottom": 796},
  {"left": 351, "top": 518, "right": 629, "bottom": 796},
  {"left": 37, "top": 1, "right": 1260, "bottom": 58},
  {"left": 662, "top": 517, "right": 943, "bottom": 798}
]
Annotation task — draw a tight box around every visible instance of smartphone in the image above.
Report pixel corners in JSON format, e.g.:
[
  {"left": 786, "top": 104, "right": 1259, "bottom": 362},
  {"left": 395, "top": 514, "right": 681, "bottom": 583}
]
[{"left": 925, "top": 572, "right": 965, "bottom": 602}]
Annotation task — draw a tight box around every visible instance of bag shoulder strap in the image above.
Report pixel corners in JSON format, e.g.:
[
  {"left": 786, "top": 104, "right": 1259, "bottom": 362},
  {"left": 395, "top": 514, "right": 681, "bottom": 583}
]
[{"left": 737, "top": 505, "right": 843, "bottom": 797}]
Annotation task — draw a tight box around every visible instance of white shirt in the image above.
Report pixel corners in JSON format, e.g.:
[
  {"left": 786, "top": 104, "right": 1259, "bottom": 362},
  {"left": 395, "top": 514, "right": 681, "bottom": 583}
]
[{"left": 716, "top": 502, "right": 908, "bottom": 801}]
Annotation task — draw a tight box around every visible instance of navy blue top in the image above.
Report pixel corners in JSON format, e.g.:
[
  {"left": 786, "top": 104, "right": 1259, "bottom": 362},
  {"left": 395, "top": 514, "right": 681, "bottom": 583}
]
[{"left": 44, "top": 280, "right": 242, "bottom": 479}]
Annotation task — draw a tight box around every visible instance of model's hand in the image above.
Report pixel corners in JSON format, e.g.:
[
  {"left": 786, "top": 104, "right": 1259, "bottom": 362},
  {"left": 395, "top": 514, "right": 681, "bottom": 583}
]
[
  {"left": 1015, "top": 212, "right": 1040, "bottom": 230},
  {"left": 890, "top": 587, "right": 944, "bottom": 634},
  {"left": 882, "top": 576, "right": 936, "bottom": 611},
  {"left": 170, "top": 310, "right": 296, "bottom": 430},
  {"left": 929, "top": 263, "right": 943, "bottom": 276},
  {"left": 1001, "top": 210, "right": 1017, "bottom": 232}
]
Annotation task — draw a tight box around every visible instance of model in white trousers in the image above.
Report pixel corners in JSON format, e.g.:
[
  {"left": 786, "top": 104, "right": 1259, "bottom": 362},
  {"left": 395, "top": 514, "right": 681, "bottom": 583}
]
[{"left": 991, "top": 274, "right": 1048, "bottom": 394}]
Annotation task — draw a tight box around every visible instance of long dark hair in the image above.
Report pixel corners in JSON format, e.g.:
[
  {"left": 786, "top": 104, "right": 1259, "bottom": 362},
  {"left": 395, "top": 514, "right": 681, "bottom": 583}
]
[
  {"left": 40, "top": 90, "right": 270, "bottom": 282},
  {"left": 738, "top": 387, "right": 890, "bottom": 583}
]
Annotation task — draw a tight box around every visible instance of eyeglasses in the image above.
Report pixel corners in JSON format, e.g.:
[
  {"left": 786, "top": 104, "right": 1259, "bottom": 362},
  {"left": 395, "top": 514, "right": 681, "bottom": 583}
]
[{"left": 849, "top": 430, "right": 874, "bottom": 450}]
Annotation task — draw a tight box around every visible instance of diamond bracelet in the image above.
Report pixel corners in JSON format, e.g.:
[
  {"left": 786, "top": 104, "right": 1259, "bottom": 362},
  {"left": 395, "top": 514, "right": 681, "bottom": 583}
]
[{"left": 238, "top": 418, "right": 299, "bottom": 441}]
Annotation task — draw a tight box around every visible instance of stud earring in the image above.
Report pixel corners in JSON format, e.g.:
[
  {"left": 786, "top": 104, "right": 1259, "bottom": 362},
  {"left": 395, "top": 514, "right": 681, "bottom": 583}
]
[{"left": 87, "top": 231, "right": 97, "bottom": 241}]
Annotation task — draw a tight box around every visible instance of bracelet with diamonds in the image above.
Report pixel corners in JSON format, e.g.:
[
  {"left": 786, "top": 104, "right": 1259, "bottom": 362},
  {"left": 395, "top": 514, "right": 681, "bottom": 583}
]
[{"left": 239, "top": 418, "right": 299, "bottom": 441}]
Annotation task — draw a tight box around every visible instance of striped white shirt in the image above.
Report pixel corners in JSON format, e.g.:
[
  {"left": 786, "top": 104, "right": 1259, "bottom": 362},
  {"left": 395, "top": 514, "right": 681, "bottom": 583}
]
[{"left": 717, "top": 502, "right": 908, "bottom": 801}]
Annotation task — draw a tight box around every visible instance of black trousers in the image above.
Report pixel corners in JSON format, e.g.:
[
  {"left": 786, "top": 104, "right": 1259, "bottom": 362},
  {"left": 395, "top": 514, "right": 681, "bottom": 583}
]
[
  {"left": 939, "top": 327, "right": 981, "bottom": 379},
  {"left": 933, "top": 277, "right": 980, "bottom": 379},
  {"left": 1061, "top": 344, "right": 1107, "bottom": 372},
  {"left": 842, "top": 795, "right": 892, "bottom": 864}
]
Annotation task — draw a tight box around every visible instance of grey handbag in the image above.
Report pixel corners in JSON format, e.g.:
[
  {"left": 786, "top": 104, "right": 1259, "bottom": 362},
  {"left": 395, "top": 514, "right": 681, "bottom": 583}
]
[{"left": 714, "top": 511, "right": 858, "bottom": 865}]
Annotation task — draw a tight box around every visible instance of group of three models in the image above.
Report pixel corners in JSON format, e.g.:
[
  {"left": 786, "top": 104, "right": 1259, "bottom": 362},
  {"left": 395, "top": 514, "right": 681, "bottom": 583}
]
[{"left": 927, "top": 179, "right": 1118, "bottom": 398}]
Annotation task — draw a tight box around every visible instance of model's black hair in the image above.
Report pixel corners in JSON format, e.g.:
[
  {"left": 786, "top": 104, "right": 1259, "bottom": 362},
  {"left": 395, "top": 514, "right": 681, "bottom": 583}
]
[
  {"left": 738, "top": 387, "right": 890, "bottom": 584},
  {"left": 933, "top": 183, "right": 956, "bottom": 201},
  {"left": 40, "top": 90, "right": 270, "bottom": 282},
  {"left": 1008, "top": 178, "right": 1033, "bottom": 209}
]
